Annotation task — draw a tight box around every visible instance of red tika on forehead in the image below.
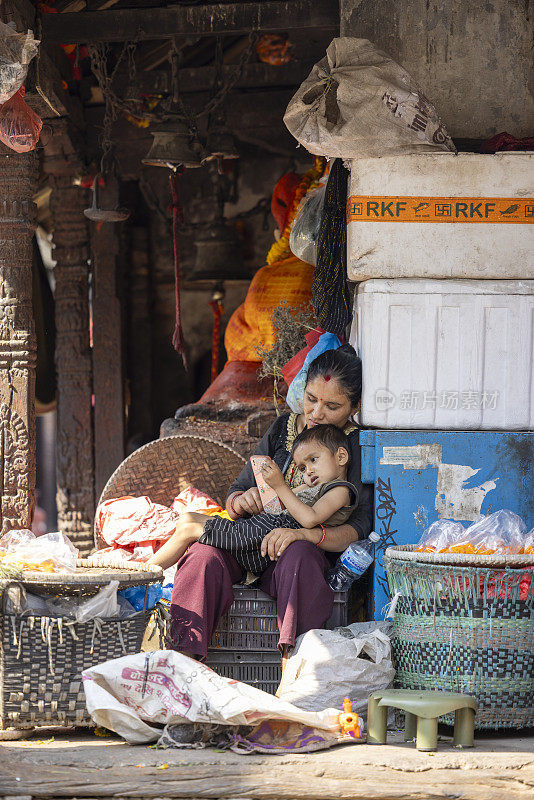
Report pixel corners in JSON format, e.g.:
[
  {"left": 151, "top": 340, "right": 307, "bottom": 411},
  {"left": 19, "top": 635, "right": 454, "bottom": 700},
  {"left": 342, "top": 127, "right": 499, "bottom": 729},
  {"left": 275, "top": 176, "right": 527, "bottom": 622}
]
[{"left": 324, "top": 374, "right": 331, "bottom": 382}]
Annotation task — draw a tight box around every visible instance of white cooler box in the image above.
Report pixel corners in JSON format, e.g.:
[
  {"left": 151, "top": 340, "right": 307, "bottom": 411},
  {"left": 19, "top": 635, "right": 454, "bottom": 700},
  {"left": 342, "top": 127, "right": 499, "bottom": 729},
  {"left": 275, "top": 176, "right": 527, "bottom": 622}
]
[
  {"left": 347, "top": 152, "right": 534, "bottom": 281},
  {"left": 351, "top": 279, "right": 534, "bottom": 430}
]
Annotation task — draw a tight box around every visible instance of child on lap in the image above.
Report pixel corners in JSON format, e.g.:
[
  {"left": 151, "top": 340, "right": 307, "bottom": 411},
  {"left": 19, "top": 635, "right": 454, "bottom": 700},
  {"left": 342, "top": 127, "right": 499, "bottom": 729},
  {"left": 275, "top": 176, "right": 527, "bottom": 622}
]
[{"left": 148, "top": 425, "right": 358, "bottom": 575}]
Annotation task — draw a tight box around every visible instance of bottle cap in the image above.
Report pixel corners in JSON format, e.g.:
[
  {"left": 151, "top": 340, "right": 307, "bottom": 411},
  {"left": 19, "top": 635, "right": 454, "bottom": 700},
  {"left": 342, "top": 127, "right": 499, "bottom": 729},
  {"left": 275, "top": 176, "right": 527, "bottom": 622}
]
[{"left": 369, "top": 532, "right": 380, "bottom": 543}]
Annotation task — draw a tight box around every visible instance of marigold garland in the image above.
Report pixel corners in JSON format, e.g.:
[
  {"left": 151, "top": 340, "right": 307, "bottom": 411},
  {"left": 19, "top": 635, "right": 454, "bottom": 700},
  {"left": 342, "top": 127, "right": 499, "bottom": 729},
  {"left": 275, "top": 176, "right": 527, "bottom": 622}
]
[{"left": 266, "top": 156, "right": 326, "bottom": 265}]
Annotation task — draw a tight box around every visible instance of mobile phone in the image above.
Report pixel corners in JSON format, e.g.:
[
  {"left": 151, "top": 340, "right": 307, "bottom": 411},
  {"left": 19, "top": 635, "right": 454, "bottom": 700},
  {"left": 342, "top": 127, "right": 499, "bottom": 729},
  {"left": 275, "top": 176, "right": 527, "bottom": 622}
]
[{"left": 250, "top": 456, "right": 282, "bottom": 513}]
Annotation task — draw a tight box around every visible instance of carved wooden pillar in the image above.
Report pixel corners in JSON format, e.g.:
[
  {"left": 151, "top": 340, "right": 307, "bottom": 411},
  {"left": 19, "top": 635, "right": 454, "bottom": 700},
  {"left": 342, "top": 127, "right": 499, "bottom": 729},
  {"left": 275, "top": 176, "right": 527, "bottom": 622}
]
[
  {"left": 0, "top": 146, "right": 38, "bottom": 534},
  {"left": 91, "top": 180, "right": 125, "bottom": 502},
  {"left": 50, "top": 175, "right": 95, "bottom": 554}
]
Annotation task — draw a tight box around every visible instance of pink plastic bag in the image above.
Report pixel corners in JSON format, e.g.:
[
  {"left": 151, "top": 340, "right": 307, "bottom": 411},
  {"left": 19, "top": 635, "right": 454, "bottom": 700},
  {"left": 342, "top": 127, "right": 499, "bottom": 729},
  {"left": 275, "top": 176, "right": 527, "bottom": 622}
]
[{"left": 0, "top": 86, "right": 42, "bottom": 153}]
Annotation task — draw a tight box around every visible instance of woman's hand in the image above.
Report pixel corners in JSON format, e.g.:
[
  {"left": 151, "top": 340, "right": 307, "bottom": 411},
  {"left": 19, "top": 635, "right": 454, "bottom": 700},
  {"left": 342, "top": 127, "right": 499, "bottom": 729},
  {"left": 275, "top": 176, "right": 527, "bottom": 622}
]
[
  {"left": 228, "top": 488, "right": 263, "bottom": 518},
  {"left": 261, "top": 527, "right": 311, "bottom": 560},
  {"left": 260, "top": 457, "right": 285, "bottom": 490}
]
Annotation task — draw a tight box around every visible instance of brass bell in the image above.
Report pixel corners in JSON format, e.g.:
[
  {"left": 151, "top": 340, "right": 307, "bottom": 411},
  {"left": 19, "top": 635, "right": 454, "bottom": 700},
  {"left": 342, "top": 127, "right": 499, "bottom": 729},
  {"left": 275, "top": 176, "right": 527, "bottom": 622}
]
[
  {"left": 191, "top": 220, "right": 249, "bottom": 282},
  {"left": 203, "top": 125, "right": 240, "bottom": 164},
  {"left": 142, "top": 115, "right": 203, "bottom": 169}
]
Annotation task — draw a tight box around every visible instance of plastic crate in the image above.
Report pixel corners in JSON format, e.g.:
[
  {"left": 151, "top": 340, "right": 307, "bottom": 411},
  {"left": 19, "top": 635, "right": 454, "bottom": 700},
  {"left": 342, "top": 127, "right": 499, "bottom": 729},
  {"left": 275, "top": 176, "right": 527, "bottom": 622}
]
[
  {"left": 205, "top": 649, "right": 282, "bottom": 695},
  {"left": 209, "top": 585, "right": 351, "bottom": 651}
]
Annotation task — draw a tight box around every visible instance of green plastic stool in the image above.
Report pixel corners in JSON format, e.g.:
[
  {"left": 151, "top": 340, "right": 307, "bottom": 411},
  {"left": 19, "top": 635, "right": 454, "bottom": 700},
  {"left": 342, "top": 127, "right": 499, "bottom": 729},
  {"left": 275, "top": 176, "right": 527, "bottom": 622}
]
[{"left": 367, "top": 689, "right": 477, "bottom": 751}]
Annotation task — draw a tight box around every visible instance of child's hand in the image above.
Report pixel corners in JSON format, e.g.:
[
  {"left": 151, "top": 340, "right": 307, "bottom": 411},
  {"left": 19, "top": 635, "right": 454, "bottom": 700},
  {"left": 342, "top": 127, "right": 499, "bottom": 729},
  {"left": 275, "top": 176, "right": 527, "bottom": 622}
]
[{"left": 261, "top": 458, "right": 285, "bottom": 489}]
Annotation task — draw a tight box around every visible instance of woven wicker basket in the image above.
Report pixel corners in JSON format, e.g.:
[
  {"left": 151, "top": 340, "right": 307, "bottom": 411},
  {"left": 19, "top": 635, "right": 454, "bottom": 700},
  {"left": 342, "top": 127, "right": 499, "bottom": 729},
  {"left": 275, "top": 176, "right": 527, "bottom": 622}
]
[
  {"left": 19, "top": 559, "right": 163, "bottom": 597},
  {"left": 0, "top": 561, "right": 164, "bottom": 733},
  {"left": 94, "top": 434, "right": 246, "bottom": 548},
  {"left": 384, "top": 545, "right": 534, "bottom": 729}
]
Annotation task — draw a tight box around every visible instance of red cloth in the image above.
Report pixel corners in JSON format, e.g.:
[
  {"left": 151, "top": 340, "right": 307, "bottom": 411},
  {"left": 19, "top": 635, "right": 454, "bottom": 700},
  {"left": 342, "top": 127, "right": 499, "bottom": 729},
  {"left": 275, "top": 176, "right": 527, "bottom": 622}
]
[
  {"left": 480, "top": 132, "right": 534, "bottom": 153},
  {"left": 444, "top": 568, "right": 533, "bottom": 602},
  {"left": 170, "top": 540, "right": 334, "bottom": 658},
  {"left": 270, "top": 172, "right": 302, "bottom": 231},
  {"left": 199, "top": 360, "right": 279, "bottom": 405}
]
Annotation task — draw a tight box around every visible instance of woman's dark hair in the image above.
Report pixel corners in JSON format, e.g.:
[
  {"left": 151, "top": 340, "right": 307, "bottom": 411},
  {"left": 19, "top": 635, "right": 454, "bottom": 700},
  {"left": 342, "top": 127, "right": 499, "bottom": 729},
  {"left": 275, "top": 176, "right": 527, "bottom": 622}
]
[
  {"left": 305, "top": 344, "right": 362, "bottom": 408},
  {"left": 292, "top": 424, "right": 350, "bottom": 464}
]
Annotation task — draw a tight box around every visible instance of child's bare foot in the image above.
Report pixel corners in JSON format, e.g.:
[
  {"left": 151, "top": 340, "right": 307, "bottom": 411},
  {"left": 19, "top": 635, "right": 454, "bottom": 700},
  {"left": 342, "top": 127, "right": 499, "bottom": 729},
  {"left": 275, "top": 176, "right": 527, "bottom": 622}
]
[{"left": 148, "top": 512, "right": 207, "bottom": 569}]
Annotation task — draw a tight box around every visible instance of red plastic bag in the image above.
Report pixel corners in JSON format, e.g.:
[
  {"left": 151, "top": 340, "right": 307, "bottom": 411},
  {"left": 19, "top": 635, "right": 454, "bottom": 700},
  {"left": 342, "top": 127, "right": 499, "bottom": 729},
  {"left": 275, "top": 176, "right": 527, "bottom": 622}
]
[
  {"left": 281, "top": 327, "right": 324, "bottom": 387},
  {"left": 0, "top": 86, "right": 42, "bottom": 153}
]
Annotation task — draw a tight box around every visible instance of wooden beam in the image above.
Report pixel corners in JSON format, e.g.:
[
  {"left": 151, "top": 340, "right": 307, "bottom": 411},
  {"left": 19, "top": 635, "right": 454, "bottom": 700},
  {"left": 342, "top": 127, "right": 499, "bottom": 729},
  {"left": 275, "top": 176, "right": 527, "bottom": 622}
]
[
  {"left": 42, "top": 0, "right": 339, "bottom": 44},
  {"left": 25, "top": 47, "right": 85, "bottom": 125},
  {"left": 129, "top": 60, "right": 314, "bottom": 95}
]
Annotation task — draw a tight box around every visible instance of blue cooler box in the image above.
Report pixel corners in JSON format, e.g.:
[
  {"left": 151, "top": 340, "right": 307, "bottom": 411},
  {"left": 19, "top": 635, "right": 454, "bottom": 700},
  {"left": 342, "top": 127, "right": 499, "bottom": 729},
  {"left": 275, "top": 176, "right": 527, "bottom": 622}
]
[{"left": 360, "top": 430, "right": 534, "bottom": 618}]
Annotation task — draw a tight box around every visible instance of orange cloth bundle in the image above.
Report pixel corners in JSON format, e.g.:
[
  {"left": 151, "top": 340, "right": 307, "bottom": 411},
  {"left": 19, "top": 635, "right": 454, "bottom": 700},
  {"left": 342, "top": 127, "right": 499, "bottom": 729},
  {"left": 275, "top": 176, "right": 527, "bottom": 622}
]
[{"left": 224, "top": 254, "right": 313, "bottom": 362}]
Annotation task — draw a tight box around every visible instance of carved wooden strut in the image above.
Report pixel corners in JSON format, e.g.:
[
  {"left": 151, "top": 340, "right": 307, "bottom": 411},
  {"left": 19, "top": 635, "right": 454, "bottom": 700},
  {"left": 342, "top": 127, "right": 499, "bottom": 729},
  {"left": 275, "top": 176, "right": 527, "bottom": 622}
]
[{"left": 0, "top": 146, "right": 38, "bottom": 534}]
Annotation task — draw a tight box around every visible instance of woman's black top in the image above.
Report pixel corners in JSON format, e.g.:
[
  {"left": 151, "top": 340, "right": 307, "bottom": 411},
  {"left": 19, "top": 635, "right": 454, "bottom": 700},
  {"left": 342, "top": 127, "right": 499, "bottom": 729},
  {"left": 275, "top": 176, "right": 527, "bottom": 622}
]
[{"left": 227, "top": 412, "right": 373, "bottom": 541}]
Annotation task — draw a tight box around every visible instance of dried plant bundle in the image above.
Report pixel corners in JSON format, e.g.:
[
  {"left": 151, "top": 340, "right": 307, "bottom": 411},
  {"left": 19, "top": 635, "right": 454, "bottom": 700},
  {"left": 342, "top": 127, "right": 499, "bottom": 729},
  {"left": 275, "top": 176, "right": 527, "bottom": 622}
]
[{"left": 256, "top": 300, "right": 317, "bottom": 388}]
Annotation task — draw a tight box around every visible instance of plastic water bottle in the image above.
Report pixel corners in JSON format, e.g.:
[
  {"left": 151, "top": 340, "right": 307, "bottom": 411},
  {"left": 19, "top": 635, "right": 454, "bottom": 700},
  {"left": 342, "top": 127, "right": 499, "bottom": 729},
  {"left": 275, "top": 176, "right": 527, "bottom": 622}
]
[{"left": 327, "top": 532, "right": 381, "bottom": 591}]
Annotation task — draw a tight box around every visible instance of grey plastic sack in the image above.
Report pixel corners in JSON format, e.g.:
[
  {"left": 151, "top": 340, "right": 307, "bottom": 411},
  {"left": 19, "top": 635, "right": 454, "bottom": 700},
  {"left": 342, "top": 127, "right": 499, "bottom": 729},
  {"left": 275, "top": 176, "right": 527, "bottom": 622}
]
[
  {"left": 277, "top": 621, "right": 395, "bottom": 717},
  {"left": 289, "top": 184, "right": 325, "bottom": 266},
  {"left": 284, "top": 37, "right": 455, "bottom": 159}
]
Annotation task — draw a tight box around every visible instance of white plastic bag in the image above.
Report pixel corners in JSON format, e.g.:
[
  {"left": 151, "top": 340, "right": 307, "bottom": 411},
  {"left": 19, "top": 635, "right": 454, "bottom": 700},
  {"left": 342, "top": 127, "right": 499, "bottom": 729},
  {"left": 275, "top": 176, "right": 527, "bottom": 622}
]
[
  {"left": 0, "top": 528, "right": 35, "bottom": 552},
  {"left": 0, "top": 21, "right": 39, "bottom": 105},
  {"left": 284, "top": 37, "right": 455, "bottom": 159},
  {"left": 289, "top": 184, "right": 325, "bottom": 265},
  {"left": 75, "top": 580, "right": 120, "bottom": 623},
  {"left": 277, "top": 622, "right": 395, "bottom": 717},
  {"left": 83, "top": 649, "right": 341, "bottom": 744},
  {"left": 414, "top": 520, "right": 466, "bottom": 553},
  {"left": 0, "top": 530, "right": 78, "bottom": 572},
  {"left": 457, "top": 509, "right": 527, "bottom": 554},
  {"left": 416, "top": 510, "right": 527, "bottom": 555}
]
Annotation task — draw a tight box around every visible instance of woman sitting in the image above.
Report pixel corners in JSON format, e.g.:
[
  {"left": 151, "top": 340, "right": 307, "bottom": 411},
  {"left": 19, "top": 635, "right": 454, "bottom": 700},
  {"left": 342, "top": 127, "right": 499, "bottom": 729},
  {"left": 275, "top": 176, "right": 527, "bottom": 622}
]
[{"left": 168, "top": 344, "right": 372, "bottom": 659}]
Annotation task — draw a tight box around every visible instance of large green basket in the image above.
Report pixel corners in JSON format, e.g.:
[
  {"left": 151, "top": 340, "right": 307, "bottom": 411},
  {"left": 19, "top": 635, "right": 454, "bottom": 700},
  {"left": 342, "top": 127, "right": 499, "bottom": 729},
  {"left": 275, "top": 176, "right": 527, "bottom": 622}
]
[{"left": 384, "top": 545, "right": 534, "bottom": 729}]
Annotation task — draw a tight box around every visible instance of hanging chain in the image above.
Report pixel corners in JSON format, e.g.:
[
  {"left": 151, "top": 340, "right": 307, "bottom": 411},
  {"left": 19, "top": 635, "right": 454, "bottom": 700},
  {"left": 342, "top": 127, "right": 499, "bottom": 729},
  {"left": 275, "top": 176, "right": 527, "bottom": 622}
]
[
  {"left": 196, "top": 31, "right": 259, "bottom": 119},
  {"left": 88, "top": 31, "right": 259, "bottom": 164},
  {"left": 88, "top": 41, "right": 134, "bottom": 173}
]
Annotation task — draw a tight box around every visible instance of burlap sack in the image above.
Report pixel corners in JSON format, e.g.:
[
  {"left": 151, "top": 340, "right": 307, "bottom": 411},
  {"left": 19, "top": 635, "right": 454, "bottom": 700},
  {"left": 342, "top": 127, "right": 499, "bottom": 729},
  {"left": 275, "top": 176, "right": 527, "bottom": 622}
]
[{"left": 284, "top": 37, "right": 455, "bottom": 159}]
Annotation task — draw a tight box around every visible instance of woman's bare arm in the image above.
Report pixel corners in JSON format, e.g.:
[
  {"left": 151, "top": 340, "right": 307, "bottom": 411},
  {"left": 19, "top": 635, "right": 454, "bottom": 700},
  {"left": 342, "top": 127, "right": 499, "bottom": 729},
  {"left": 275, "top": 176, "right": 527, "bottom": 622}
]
[{"left": 261, "top": 522, "right": 360, "bottom": 560}]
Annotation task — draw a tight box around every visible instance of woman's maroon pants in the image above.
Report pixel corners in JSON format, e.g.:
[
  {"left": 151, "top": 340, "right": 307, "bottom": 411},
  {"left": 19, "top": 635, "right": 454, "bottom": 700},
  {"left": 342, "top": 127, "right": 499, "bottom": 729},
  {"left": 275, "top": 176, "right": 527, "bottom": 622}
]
[{"left": 170, "top": 541, "right": 334, "bottom": 658}]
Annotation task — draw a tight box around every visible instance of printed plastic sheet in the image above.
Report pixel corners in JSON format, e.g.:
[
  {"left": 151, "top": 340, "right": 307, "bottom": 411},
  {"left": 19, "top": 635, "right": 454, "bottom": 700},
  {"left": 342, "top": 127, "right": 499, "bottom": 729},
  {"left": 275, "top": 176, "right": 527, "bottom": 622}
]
[{"left": 83, "top": 649, "right": 341, "bottom": 744}]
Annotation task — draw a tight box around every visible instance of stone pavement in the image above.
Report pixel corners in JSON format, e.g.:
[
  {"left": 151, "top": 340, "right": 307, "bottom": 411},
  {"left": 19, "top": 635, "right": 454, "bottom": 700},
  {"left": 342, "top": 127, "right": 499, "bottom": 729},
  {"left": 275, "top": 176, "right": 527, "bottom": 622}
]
[{"left": 1, "top": 727, "right": 533, "bottom": 799}]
